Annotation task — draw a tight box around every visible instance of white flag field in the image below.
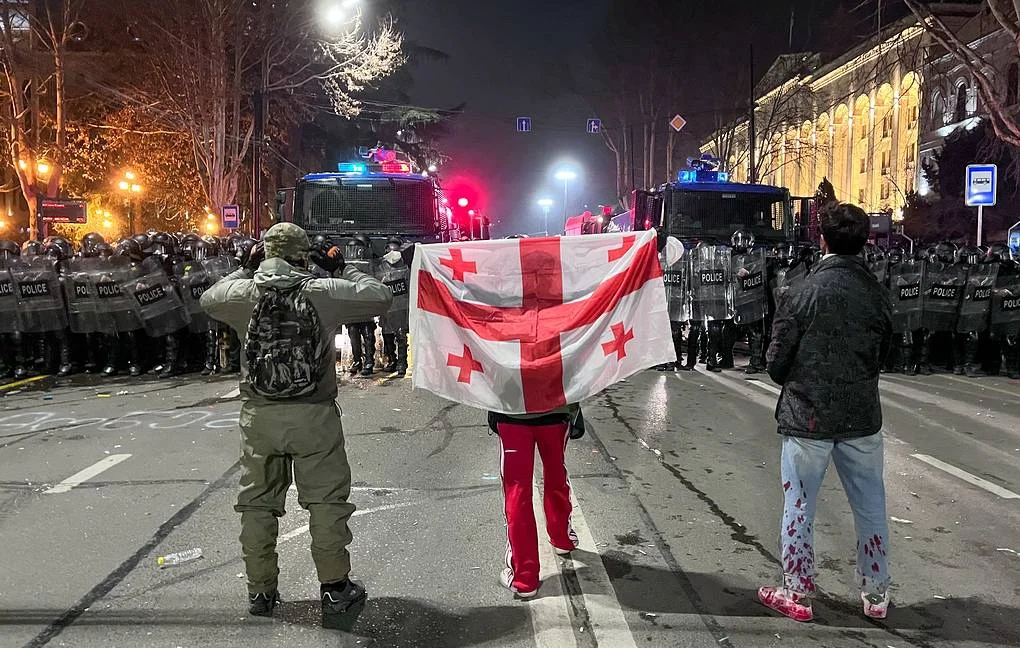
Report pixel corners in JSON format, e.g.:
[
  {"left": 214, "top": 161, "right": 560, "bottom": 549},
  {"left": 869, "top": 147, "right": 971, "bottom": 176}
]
[{"left": 409, "top": 229, "right": 676, "bottom": 414}]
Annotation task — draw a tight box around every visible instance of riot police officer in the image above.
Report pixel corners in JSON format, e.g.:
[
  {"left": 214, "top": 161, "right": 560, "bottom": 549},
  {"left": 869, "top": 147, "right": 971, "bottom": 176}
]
[
  {"left": 659, "top": 234, "right": 689, "bottom": 371},
  {"left": 728, "top": 230, "right": 768, "bottom": 374},
  {"left": 990, "top": 244, "right": 1020, "bottom": 379},
  {"left": 954, "top": 246, "right": 996, "bottom": 377},
  {"left": 147, "top": 232, "right": 190, "bottom": 378},
  {"left": 10, "top": 239, "right": 69, "bottom": 377},
  {"left": 377, "top": 236, "right": 411, "bottom": 376},
  {"left": 345, "top": 234, "right": 379, "bottom": 377},
  {"left": 0, "top": 240, "right": 20, "bottom": 377},
  {"left": 686, "top": 241, "right": 731, "bottom": 372}
]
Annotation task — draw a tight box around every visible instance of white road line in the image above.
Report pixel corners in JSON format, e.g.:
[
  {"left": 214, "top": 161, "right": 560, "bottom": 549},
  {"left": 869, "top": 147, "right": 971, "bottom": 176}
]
[
  {"left": 911, "top": 454, "right": 1020, "bottom": 500},
  {"left": 220, "top": 387, "right": 241, "bottom": 400},
  {"left": 45, "top": 454, "right": 132, "bottom": 494},
  {"left": 288, "top": 484, "right": 414, "bottom": 493},
  {"left": 566, "top": 490, "right": 640, "bottom": 648},
  {"left": 532, "top": 484, "right": 580, "bottom": 648},
  {"left": 279, "top": 501, "right": 416, "bottom": 543},
  {"left": 743, "top": 378, "right": 782, "bottom": 396}
]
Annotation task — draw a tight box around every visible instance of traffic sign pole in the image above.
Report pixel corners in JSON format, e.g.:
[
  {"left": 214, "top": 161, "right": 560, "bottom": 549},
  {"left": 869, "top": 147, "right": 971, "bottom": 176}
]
[{"left": 978, "top": 205, "right": 983, "bottom": 247}]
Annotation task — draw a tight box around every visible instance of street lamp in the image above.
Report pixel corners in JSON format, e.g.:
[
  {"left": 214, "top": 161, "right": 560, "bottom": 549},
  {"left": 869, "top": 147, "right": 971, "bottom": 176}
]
[
  {"left": 537, "top": 198, "right": 554, "bottom": 236},
  {"left": 117, "top": 171, "right": 143, "bottom": 234},
  {"left": 322, "top": 0, "right": 360, "bottom": 27},
  {"left": 553, "top": 169, "right": 577, "bottom": 228}
]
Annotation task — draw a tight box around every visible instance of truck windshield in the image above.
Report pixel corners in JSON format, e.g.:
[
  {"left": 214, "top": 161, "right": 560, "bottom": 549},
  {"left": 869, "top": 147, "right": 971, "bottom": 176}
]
[
  {"left": 293, "top": 176, "right": 442, "bottom": 237},
  {"left": 665, "top": 188, "right": 791, "bottom": 243}
]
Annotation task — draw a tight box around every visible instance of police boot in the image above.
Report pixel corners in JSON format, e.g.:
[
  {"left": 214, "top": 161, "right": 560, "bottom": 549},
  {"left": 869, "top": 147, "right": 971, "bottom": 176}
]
[
  {"left": 681, "top": 327, "right": 698, "bottom": 370},
  {"left": 56, "top": 331, "right": 73, "bottom": 377},
  {"left": 951, "top": 334, "right": 966, "bottom": 375},
  {"left": 34, "top": 334, "right": 49, "bottom": 374},
  {"left": 745, "top": 328, "right": 764, "bottom": 374},
  {"left": 83, "top": 333, "right": 100, "bottom": 374},
  {"left": 1003, "top": 338, "right": 1019, "bottom": 380},
  {"left": 348, "top": 326, "right": 364, "bottom": 376},
  {"left": 224, "top": 330, "right": 240, "bottom": 373},
  {"left": 100, "top": 334, "right": 119, "bottom": 376},
  {"left": 158, "top": 334, "right": 181, "bottom": 379},
  {"left": 718, "top": 323, "right": 735, "bottom": 369},
  {"left": 201, "top": 330, "right": 219, "bottom": 376},
  {"left": 382, "top": 333, "right": 398, "bottom": 373},
  {"left": 127, "top": 332, "right": 143, "bottom": 377},
  {"left": 918, "top": 332, "right": 933, "bottom": 375},
  {"left": 963, "top": 333, "right": 986, "bottom": 377},
  {"left": 360, "top": 325, "right": 376, "bottom": 377},
  {"left": 395, "top": 331, "right": 409, "bottom": 377}
]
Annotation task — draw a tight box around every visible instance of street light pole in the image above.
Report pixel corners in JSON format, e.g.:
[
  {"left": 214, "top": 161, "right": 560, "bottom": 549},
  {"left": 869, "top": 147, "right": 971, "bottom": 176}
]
[
  {"left": 553, "top": 170, "right": 577, "bottom": 233},
  {"left": 537, "top": 198, "right": 553, "bottom": 236}
]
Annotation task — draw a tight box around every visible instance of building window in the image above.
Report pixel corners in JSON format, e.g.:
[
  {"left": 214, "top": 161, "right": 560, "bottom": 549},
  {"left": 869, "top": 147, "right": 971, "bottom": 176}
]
[
  {"left": 860, "top": 157, "right": 867, "bottom": 173},
  {"left": 881, "top": 151, "right": 891, "bottom": 174},
  {"left": 931, "top": 91, "right": 944, "bottom": 124},
  {"left": 1009, "top": 64, "right": 1019, "bottom": 105},
  {"left": 881, "top": 183, "right": 891, "bottom": 200},
  {"left": 858, "top": 189, "right": 866, "bottom": 204},
  {"left": 955, "top": 83, "right": 969, "bottom": 123},
  {"left": 882, "top": 114, "right": 893, "bottom": 138}
]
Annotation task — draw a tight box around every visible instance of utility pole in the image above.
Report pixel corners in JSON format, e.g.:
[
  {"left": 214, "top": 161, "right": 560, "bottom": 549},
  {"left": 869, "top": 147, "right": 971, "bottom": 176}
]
[
  {"left": 748, "top": 44, "right": 758, "bottom": 184},
  {"left": 251, "top": 57, "right": 268, "bottom": 237}
]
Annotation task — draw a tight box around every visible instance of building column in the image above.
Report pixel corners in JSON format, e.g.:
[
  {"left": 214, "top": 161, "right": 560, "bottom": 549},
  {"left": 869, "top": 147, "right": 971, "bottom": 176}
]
[
  {"left": 891, "top": 64, "right": 902, "bottom": 208},
  {"left": 846, "top": 114, "right": 855, "bottom": 203}
]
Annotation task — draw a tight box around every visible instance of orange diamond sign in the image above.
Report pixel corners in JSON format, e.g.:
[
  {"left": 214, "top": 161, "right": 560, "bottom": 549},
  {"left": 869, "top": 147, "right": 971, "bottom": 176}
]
[{"left": 669, "top": 114, "right": 687, "bottom": 132}]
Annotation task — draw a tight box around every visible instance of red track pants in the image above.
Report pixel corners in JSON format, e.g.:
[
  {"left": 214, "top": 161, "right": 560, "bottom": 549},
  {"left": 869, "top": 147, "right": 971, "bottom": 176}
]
[{"left": 497, "top": 420, "right": 578, "bottom": 593}]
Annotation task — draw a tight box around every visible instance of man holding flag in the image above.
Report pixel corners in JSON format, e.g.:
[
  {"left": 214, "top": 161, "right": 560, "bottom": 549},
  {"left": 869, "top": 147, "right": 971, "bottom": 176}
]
[{"left": 409, "top": 229, "right": 680, "bottom": 596}]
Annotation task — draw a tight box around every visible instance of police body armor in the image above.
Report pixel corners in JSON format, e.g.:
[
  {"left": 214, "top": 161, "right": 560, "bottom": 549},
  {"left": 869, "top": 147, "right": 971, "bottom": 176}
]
[
  {"left": 662, "top": 255, "right": 691, "bottom": 323},
  {"left": 991, "top": 266, "right": 1020, "bottom": 338},
  {"left": 11, "top": 255, "right": 67, "bottom": 332},
  {"left": 63, "top": 257, "right": 111, "bottom": 334},
  {"left": 377, "top": 257, "right": 411, "bottom": 333},
  {"left": 123, "top": 256, "right": 191, "bottom": 337},
  {"left": 689, "top": 245, "right": 733, "bottom": 323},
  {"left": 730, "top": 249, "right": 767, "bottom": 325},
  {"left": 0, "top": 259, "right": 18, "bottom": 334},
  {"left": 344, "top": 241, "right": 377, "bottom": 276},
  {"left": 957, "top": 263, "right": 998, "bottom": 334},
  {"left": 97, "top": 256, "right": 144, "bottom": 334},
  {"left": 921, "top": 261, "right": 966, "bottom": 332},
  {"left": 177, "top": 259, "right": 213, "bottom": 334},
  {"left": 888, "top": 259, "right": 924, "bottom": 334}
]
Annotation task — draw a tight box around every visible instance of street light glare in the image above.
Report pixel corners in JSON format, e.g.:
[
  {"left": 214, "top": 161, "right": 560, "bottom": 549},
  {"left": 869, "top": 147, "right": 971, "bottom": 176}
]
[
  {"left": 130, "top": 184, "right": 142, "bottom": 193},
  {"left": 322, "top": 0, "right": 358, "bottom": 26},
  {"left": 125, "top": 170, "right": 137, "bottom": 181},
  {"left": 36, "top": 161, "right": 50, "bottom": 176},
  {"left": 118, "top": 180, "right": 130, "bottom": 191},
  {"left": 537, "top": 198, "right": 554, "bottom": 208},
  {"left": 554, "top": 170, "right": 577, "bottom": 182}
]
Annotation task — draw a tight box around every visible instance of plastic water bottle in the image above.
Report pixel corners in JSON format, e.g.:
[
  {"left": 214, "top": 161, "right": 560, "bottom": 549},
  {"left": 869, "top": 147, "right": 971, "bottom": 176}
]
[{"left": 157, "top": 548, "right": 203, "bottom": 568}]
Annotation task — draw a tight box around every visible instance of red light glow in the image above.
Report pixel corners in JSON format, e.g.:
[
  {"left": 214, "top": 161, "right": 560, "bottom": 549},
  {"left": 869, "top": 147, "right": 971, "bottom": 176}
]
[
  {"left": 457, "top": 198, "right": 470, "bottom": 208},
  {"left": 381, "top": 160, "right": 412, "bottom": 174}
]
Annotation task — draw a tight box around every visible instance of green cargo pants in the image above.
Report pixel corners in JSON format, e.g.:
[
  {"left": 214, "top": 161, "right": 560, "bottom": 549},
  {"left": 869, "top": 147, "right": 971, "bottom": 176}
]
[{"left": 235, "top": 399, "right": 356, "bottom": 594}]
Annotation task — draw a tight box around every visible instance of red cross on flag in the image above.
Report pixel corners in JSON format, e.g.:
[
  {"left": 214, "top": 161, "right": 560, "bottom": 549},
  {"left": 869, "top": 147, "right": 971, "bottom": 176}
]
[{"left": 410, "top": 230, "right": 676, "bottom": 414}]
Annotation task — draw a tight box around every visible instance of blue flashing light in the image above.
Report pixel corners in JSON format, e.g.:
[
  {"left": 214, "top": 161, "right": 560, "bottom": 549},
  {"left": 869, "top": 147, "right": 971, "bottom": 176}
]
[
  {"left": 677, "top": 169, "right": 730, "bottom": 184},
  {"left": 678, "top": 169, "right": 697, "bottom": 184},
  {"left": 338, "top": 162, "right": 367, "bottom": 174}
]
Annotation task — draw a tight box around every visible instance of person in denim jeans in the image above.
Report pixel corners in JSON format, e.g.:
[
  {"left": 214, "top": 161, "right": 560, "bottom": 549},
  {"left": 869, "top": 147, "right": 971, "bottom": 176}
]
[{"left": 760, "top": 203, "right": 894, "bottom": 622}]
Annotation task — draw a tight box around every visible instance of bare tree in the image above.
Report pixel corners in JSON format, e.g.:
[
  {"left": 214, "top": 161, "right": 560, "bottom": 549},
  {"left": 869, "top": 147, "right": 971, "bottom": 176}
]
[
  {"left": 136, "top": 0, "right": 403, "bottom": 212},
  {"left": 904, "top": 0, "right": 1020, "bottom": 147},
  {"left": 0, "top": 0, "right": 85, "bottom": 233}
]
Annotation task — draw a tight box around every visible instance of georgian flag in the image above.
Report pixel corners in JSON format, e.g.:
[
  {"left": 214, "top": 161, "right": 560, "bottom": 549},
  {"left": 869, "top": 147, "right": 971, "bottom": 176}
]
[{"left": 409, "top": 230, "right": 676, "bottom": 414}]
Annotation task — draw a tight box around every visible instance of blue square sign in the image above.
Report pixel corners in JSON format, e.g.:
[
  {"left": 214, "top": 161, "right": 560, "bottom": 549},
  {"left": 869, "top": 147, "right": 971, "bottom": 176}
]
[
  {"left": 516, "top": 117, "right": 532, "bottom": 133},
  {"left": 221, "top": 204, "right": 239, "bottom": 229},
  {"left": 586, "top": 118, "right": 602, "bottom": 134},
  {"left": 966, "top": 164, "right": 997, "bottom": 207}
]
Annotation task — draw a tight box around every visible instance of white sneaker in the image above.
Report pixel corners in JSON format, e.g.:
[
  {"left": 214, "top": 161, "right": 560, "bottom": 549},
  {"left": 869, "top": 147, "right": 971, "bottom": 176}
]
[
  {"left": 500, "top": 567, "right": 538, "bottom": 598},
  {"left": 862, "top": 590, "right": 890, "bottom": 619}
]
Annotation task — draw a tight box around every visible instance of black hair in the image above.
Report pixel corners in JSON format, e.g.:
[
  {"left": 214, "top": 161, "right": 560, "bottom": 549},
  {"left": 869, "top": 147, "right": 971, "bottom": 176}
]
[{"left": 819, "top": 202, "right": 869, "bottom": 256}]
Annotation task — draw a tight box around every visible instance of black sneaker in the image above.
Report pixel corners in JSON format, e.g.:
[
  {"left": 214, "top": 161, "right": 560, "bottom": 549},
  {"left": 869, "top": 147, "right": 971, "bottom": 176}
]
[
  {"left": 321, "top": 579, "right": 367, "bottom": 629},
  {"left": 248, "top": 590, "right": 279, "bottom": 617}
]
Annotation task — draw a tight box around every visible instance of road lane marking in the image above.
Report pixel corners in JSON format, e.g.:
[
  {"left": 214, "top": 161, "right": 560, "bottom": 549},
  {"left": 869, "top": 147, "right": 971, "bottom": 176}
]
[
  {"left": 532, "top": 484, "right": 580, "bottom": 648},
  {"left": 910, "top": 454, "right": 1020, "bottom": 499},
  {"left": 0, "top": 375, "right": 48, "bottom": 391},
  {"left": 566, "top": 489, "right": 640, "bottom": 648},
  {"left": 220, "top": 386, "right": 240, "bottom": 400},
  {"left": 279, "top": 501, "right": 415, "bottom": 543},
  {"left": 45, "top": 454, "right": 132, "bottom": 494},
  {"left": 289, "top": 484, "right": 414, "bottom": 493},
  {"left": 887, "top": 372, "right": 1020, "bottom": 399},
  {"left": 743, "top": 378, "right": 781, "bottom": 395}
]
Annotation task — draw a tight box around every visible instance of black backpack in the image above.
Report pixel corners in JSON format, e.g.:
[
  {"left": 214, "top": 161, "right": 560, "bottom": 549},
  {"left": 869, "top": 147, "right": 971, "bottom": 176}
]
[{"left": 245, "top": 280, "right": 328, "bottom": 399}]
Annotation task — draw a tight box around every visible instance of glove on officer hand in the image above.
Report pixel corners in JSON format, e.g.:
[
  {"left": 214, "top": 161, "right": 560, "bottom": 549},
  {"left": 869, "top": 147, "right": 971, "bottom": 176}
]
[
  {"left": 311, "top": 245, "right": 345, "bottom": 274},
  {"left": 400, "top": 243, "right": 417, "bottom": 268},
  {"left": 243, "top": 241, "right": 265, "bottom": 271}
]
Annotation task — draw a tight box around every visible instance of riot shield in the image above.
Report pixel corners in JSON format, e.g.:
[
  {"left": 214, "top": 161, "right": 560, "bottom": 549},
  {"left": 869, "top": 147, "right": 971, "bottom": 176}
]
[
  {"left": 662, "top": 255, "right": 691, "bottom": 323},
  {"left": 64, "top": 257, "right": 111, "bottom": 334},
  {"left": 344, "top": 241, "right": 377, "bottom": 275},
  {"left": 956, "top": 264, "right": 998, "bottom": 334},
  {"left": 869, "top": 259, "right": 889, "bottom": 287},
  {"left": 0, "top": 259, "right": 18, "bottom": 334},
  {"left": 203, "top": 256, "right": 238, "bottom": 284},
  {"left": 95, "top": 256, "right": 143, "bottom": 334},
  {"left": 122, "top": 256, "right": 191, "bottom": 337},
  {"left": 921, "top": 261, "right": 966, "bottom": 332},
  {"left": 730, "top": 249, "right": 767, "bottom": 325},
  {"left": 377, "top": 259, "right": 411, "bottom": 332},
  {"left": 690, "top": 245, "right": 733, "bottom": 323},
  {"left": 991, "top": 270, "right": 1020, "bottom": 338},
  {"left": 11, "top": 256, "right": 67, "bottom": 332},
  {"left": 888, "top": 259, "right": 924, "bottom": 334},
  {"left": 177, "top": 260, "right": 212, "bottom": 333}
]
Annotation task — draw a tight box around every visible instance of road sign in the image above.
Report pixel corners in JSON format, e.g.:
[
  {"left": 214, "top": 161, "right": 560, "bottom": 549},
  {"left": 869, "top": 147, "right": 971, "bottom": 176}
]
[
  {"left": 669, "top": 114, "right": 687, "bottom": 133},
  {"left": 38, "top": 198, "right": 87, "bottom": 224},
  {"left": 966, "top": 164, "right": 997, "bottom": 207},
  {"left": 586, "top": 118, "right": 602, "bottom": 134},
  {"left": 221, "top": 204, "right": 239, "bottom": 230},
  {"left": 516, "top": 117, "right": 532, "bottom": 133}
]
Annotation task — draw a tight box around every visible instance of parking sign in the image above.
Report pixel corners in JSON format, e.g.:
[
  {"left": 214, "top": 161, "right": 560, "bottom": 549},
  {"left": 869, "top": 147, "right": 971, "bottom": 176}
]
[
  {"left": 966, "top": 164, "right": 997, "bottom": 207},
  {"left": 221, "top": 204, "right": 239, "bottom": 229}
]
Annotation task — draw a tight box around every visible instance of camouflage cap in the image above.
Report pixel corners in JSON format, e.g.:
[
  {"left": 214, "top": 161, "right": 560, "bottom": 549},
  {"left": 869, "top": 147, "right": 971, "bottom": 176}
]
[{"left": 263, "top": 222, "right": 310, "bottom": 261}]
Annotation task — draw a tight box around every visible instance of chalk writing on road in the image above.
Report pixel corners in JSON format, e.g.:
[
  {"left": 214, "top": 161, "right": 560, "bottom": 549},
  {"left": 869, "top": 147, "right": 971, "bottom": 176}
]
[{"left": 0, "top": 410, "right": 240, "bottom": 434}]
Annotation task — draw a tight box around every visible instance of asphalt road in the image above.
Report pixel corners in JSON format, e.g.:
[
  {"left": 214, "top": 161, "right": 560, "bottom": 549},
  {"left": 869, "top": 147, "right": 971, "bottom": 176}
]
[{"left": 0, "top": 363, "right": 1018, "bottom": 648}]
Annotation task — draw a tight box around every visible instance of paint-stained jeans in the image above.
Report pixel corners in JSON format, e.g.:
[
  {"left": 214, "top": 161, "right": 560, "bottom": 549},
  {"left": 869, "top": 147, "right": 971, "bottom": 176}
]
[{"left": 779, "top": 434, "right": 890, "bottom": 596}]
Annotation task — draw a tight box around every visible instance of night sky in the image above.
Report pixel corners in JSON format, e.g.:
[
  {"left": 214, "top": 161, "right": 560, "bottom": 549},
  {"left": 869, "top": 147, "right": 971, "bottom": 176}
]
[{"left": 396, "top": 0, "right": 849, "bottom": 235}]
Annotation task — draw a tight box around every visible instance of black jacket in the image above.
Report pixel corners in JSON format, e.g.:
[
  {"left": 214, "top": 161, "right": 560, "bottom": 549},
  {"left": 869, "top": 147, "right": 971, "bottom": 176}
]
[{"left": 766, "top": 255, "right": 893, "bottom": 441}]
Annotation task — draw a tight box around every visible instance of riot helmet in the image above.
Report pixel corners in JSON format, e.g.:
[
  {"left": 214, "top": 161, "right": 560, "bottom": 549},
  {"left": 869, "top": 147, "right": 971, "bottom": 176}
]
[
  {"left": 956, "top": 245, "right": 982, "bottom": 266},
  {"left": 387, "top": 235, "right": 406, "bottom": 251},
  {"left": 115, "top": 238, "right": 144, "bottom": 262},
  {"left": 986, "top": 243, "right": 1012, "bottom": 263},
  {"left": 94, "top": 242, "right": 114, "bottom": 258},
  {"left": 132, "top": 233, "right": 150, "bottom": 251},
  {"left": 730, "top": 230, "right": 754, "bottom": 253},
  {"left": 235, "top": 238, "right": 257, "bottom": 266},
  {"left": 81, "top": 232, "right": 106, "bottom": 258},
  {"left": 887, "top": 247, "right": 904, "bottom": 265},
  {"left": 193, "top": 240, "right": 215, "bottom": 261},
  {"left": 21, "top": 240, "right": 43, "bottom": 257},
  {"left": 0, "top": 239, "right": 20, "bottom": 260},
  {"left": 310, "top": 234, "right": 334, "bottom": 252},
  {"left": 43, "top": 237, "right": 73, "bottom": 260}
]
